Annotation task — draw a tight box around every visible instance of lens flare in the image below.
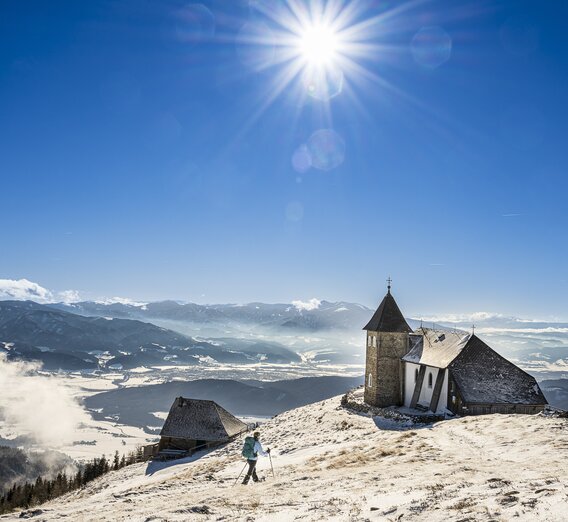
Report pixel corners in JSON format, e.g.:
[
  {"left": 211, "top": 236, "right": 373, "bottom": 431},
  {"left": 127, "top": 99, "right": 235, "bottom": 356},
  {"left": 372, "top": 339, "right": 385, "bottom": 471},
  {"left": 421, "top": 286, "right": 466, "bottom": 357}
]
[
  {"left": 411, "top": 26, "right": 452, "bottom": 69},
  {"left": 173, "top": 4, "right": 215, "bottom": 45},
  {"left": 291, "top": 144, "right": 312, "bottom": 173},
  {"left": 307, "top": 129, "right": 345, "bottom": 171},
  {"left": 302, "top": 65, "right": 343, "bottom": 100}
]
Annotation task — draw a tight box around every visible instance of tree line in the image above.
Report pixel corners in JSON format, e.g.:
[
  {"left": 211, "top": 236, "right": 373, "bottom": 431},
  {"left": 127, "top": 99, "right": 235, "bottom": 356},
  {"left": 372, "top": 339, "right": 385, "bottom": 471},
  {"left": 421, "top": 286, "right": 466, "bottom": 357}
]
[{"left": 0, "top": 447, "right": 145, "bottom": 515}]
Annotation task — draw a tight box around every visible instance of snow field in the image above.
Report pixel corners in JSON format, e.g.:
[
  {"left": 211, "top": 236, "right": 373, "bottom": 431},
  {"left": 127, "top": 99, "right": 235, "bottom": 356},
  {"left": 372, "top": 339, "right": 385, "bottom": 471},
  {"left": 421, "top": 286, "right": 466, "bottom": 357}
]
[{"left": 3, "top": 394, "right": 567, "bottom": 521}]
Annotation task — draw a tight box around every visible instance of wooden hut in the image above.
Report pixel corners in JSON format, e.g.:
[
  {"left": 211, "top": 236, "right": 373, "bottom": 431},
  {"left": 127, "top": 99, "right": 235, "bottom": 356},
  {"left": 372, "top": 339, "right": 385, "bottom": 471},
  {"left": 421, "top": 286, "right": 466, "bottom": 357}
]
[{"left": 158, "top": 397, "right": 247, "bottom": 454}]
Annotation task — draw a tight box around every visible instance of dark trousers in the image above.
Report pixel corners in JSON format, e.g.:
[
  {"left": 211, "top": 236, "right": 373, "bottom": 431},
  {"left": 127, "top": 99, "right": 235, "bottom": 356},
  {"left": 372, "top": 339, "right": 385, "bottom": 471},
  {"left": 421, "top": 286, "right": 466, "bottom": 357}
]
[{"left": 243, "top": 459, "right": 258, "bottom": 483}]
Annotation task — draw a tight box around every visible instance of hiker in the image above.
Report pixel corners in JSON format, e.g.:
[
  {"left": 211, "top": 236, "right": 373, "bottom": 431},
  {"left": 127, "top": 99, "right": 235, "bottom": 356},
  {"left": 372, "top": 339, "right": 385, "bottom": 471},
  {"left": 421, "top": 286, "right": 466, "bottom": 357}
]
[{"left": 241, "top": 431, "right": 270, "bottom": 485}]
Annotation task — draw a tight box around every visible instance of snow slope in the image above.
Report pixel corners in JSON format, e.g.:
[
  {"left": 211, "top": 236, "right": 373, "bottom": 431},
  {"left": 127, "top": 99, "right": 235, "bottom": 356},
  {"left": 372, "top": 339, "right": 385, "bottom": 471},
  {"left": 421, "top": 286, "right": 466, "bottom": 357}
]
[{"left": 4, "top": 392, "right": 568, "bottom": 521}]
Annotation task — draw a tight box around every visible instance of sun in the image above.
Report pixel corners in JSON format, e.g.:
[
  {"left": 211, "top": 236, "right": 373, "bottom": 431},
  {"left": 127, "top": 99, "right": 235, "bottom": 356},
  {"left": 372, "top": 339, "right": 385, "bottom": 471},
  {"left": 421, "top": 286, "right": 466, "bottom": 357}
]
[
  {"left": 297, "top": 24, "right": 340, "bottom": 67},
  {"left": 239, "top": 0, "right": 388, "bottom": 108}
]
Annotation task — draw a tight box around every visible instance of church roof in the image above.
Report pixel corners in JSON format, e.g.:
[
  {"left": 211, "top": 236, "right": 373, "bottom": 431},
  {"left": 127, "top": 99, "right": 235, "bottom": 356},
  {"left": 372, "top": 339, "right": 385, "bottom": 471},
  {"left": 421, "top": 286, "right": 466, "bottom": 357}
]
[
  {"left": 363, "top": 291, "right": 412, "bottom": 332},
  {"left": 402, "top": 328, "right": 470, "bottom": 368},
  {"left": 403, "top": 329, "right": 548, "bottom": 406},
  {"left": 449, "top": 336, "right": 548, "bottom": 405},
  {"left": 160, "top": 397, "right": 247, "bottom": 441}
]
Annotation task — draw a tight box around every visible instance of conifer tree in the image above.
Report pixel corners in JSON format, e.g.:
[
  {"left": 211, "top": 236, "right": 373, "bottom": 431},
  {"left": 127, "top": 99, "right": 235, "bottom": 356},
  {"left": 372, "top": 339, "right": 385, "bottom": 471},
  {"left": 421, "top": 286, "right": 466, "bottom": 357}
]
[{"left": 113, "top": 451, "right": 120, "bottom": 471}]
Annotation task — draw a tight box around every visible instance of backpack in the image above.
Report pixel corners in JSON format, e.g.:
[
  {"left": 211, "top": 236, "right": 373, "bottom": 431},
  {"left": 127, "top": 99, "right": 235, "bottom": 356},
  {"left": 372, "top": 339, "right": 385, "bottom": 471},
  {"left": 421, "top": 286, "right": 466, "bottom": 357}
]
[{"left": 242, "top": 436, "right": 256, "bottom": 460}]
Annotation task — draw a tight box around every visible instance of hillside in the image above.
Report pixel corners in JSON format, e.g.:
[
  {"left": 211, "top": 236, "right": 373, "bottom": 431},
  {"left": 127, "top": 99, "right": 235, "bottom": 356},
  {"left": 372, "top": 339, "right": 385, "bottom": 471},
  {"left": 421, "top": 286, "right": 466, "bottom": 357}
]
[
  {"left": 84, "top": 376, "right": 364, "bottom": 431},
  {"left": 4, "top": 392, "right": 567, "bottom": 521},
  {"left": 539, "top": 379, "right": 568, "bottom": 410},
  {"left": 0, "top": 448, "right": 74, "bottom": 494}
]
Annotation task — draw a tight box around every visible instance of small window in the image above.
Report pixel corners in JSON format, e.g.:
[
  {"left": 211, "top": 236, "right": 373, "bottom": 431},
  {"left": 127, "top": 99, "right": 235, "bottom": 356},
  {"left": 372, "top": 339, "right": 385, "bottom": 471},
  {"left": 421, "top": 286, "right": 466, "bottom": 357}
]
[
  {"left": 368, "top": 373, "right": 373, "bottom": 388},
  {"left": 367, "top": 335, "right": 372, "bottom": 347},
  {"left": 372, "top": 336, "right": 377, "bottom": 348},
  {"left": 414, "top": 368, "right": 419, "bottom": 383},
  {"left": 428, "top": 373, "right": 433, "bottom": 388}
]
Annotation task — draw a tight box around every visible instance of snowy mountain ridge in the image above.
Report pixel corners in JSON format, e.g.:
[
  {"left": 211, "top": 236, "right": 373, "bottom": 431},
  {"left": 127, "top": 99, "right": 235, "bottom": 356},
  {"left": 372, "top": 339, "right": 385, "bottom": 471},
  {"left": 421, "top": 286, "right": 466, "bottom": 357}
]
[
  {"left": 50, "top": 299, "right": 372, "bottom": 331},
  {"left": 4, "top": 390, "right": 567, "bottom": 521}
]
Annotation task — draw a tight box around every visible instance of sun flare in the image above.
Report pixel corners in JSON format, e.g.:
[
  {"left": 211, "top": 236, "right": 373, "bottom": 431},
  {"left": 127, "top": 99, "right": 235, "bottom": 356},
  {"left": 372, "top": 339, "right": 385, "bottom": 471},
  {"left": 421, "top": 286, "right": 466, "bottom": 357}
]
[
  {"left": 298, "top": 24, "right": 340, "bottom": 66},
  {"left": 241, "top": 0, "right": 387, "bottom": 108}
]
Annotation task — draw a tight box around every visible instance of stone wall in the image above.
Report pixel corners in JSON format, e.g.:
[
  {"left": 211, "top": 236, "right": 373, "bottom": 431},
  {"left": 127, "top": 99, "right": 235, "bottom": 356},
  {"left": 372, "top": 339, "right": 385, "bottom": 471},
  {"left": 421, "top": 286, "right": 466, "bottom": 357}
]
[
  {"left": 364, "top": 331, "right": 378, "bottom": 405},
  {"left": 342, "top": 387, "right": 444, "bottom": 424},
  {"left": 364, "top": 331, "right": 409, "bottom": 407}
]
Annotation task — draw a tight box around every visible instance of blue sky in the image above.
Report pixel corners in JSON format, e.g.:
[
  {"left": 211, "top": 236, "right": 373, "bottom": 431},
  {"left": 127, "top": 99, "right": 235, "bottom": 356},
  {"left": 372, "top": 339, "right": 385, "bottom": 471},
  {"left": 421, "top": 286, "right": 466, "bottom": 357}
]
[{"left": 1, "top": 0, "right": 567, "bottom": 318}]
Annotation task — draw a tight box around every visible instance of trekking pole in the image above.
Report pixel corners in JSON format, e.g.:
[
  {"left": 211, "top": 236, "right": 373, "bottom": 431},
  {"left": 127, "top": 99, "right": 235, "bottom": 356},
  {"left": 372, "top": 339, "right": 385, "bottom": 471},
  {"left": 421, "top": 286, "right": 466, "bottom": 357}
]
[
  {"left": 233, "top": 462, "right": 248, "bottom": 486},
  {"left": 269, "top": 452, "right": 275, "bottom": 478}
]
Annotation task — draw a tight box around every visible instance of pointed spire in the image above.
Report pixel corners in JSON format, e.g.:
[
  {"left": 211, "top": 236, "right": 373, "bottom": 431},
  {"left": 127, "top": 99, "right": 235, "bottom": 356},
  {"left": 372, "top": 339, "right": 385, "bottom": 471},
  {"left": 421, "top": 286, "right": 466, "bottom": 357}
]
[
  {"left": 387, "top": 276, "right": 392, "bottom": 294},
  {"left": 363, "top": 285, "right": 412, "bottom": 333}
]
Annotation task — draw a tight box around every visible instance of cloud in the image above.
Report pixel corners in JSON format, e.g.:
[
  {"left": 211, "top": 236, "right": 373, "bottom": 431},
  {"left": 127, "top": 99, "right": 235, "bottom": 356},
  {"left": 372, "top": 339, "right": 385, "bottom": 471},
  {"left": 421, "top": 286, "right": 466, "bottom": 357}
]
[
  {"left": 0, "top": 278, "right": 54, "bottom": 302},
  {"left": 0, "top": 278, "right": 148, "bottom": 307},
  {"left": 477, "top": 326, "right": 568, "bottom": 335},
  {"left": 58, "top": 289, "right": 82, "bottom": 304},
  {"left": 418, "top": 312, "right": 507, "bottom": 324},
  {"left": 94, "top": 296, "right": 148, "bottom": 307},
  {"left": 292, "top": 298, "right": 321, "bottom": 311},
  {"left": 0, "top": 354, "right": 90, "bottom": 446},
  {"left": 0, "top": 278, "right": 82, "bottom": 304}
]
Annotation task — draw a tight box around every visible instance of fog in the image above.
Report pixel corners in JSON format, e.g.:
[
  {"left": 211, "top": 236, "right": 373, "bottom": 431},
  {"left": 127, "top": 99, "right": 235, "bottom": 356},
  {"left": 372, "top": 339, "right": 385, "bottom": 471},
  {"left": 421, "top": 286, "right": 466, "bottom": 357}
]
[{"left": 0, "top": 354, "right": 90, "bottom": 447}]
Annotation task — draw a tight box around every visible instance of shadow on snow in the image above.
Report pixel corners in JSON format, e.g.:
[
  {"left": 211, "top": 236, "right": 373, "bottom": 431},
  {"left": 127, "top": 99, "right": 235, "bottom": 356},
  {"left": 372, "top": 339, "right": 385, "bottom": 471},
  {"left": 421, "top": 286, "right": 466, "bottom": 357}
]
[{"left": 144, "top": 448, "right": 213, "bottom": 476}]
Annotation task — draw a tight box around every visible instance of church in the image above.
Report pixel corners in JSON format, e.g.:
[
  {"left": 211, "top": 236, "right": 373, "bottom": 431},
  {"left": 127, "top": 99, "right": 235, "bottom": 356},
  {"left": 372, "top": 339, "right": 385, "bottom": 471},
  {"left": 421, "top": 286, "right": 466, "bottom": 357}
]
[{"left": 363, "top": 284, "right": 548, "bottom": 415}]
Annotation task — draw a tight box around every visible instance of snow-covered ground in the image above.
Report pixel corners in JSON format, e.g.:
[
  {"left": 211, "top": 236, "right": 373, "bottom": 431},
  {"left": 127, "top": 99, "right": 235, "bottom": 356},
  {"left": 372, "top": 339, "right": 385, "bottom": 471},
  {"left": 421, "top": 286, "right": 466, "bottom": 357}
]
[{"left": 4, "top": 394, "right": 567, "bottom": 521}]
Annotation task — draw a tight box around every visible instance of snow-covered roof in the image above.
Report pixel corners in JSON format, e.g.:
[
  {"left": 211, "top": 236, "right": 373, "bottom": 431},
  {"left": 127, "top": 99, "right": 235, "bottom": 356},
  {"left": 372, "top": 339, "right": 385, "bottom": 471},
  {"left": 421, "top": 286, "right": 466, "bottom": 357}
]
[
  {"left": 404, "top": 329, "right": 547, "bottom": 405},
  {"left": 402, "top": 328, "right": 470, "bottom": 368},
  {"left": 449, "top": 336, "right": 548, "bottom": 405},
  {"left": 160, "top": 397, "right": 247, "bottom": 441}
]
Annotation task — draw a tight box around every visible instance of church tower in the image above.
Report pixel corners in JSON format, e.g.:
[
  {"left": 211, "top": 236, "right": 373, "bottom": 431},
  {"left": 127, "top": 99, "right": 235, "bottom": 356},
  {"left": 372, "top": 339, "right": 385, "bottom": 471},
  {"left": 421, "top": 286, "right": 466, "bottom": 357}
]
[{"left": 363, "top": 281, "right": 412, "bottom": 407}]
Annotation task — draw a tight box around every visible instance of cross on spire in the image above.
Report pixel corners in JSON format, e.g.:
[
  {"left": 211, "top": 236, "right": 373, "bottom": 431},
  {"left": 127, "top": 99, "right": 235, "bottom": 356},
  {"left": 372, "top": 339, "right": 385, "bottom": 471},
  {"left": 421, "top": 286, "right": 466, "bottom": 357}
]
[{"left": 387, "top": 276, "right": 392, "bottom": 293}]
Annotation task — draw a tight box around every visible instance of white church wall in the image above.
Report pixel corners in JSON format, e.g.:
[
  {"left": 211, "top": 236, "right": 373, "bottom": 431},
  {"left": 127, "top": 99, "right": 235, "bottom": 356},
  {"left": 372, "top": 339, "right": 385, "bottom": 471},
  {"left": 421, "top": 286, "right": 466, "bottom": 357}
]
[
  {"left": 418, "top": 366, "right": 448, "bottom": 413},
  {"left": 404, "top": 363, "right": 449, "bottom": 413},
  {"left": 404, "top": 362, "right": 420, "bottom": 408}
]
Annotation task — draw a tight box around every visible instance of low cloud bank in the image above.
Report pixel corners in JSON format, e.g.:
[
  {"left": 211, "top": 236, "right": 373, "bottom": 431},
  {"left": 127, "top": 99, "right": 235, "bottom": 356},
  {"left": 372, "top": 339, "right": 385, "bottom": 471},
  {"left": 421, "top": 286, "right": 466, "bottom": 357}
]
[
  {"left": 0, "top": 354, "right": 90, "bottom": 446},
  {"left": 0, "top": 278, "right": 53, "bottom": 302},
  {"left": 0, "top": 278, "right": 80, "bottom": 304},
  {"left": 0, "top": 277, "right": 149, "bottom": 306},
  {"left": 94, "top": 296, "right": 148, "bottom": 307},
  {"left": 292, "top": 298, "right": 321, "bottom": 311}
]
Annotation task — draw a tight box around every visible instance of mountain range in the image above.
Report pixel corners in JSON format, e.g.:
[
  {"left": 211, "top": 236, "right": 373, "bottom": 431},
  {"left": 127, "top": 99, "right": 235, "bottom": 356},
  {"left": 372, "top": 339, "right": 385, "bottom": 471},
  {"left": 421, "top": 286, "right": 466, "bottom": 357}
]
[
  {"left": 51, "top": 299, "right": 371, "bottom": 331},
  {"left": 0, "top": 301, "right": 300, "bottom": 370}
]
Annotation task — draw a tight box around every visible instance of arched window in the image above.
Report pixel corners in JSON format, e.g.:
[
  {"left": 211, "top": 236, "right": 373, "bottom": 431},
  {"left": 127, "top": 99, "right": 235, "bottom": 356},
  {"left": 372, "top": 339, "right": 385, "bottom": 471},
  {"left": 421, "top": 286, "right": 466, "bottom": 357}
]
[
  {"left": 428, "top": 372, "right": 433, "bottom": 388},
  {"left": 415, "top": 368, "right": 419, "bottom": 383},
  {"left": 372, "top": 336, "right": 377, "bottom": 348},
  {"left": 368, "top": 373, "right": 373, "bottom": 388},
  {"left": 367, "top": 335, "right": 372, "bottom": 347}
]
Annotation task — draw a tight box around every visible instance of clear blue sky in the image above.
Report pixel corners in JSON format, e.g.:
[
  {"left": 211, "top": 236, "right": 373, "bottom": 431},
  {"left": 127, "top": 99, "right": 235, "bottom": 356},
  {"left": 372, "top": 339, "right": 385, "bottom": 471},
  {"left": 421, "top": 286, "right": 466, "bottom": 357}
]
[{"left": 1, "top": 0, "right": 567, "bottom": 318}]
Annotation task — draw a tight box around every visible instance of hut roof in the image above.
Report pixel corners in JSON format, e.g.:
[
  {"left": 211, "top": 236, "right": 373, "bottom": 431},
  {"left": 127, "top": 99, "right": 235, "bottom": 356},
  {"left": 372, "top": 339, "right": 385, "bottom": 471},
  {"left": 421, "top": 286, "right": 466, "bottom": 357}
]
[
  {"left": 160, "top": 397, "right": 247, "bottom": 441},
  {"left": 402, "top": 328, "right": 470, "bottom": 368},
  {"left": 363, "top": 291, "right": 412, "bottom": 333},
  {"left": 449, "top": 336, "right": 548, "bottom": 405}
]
